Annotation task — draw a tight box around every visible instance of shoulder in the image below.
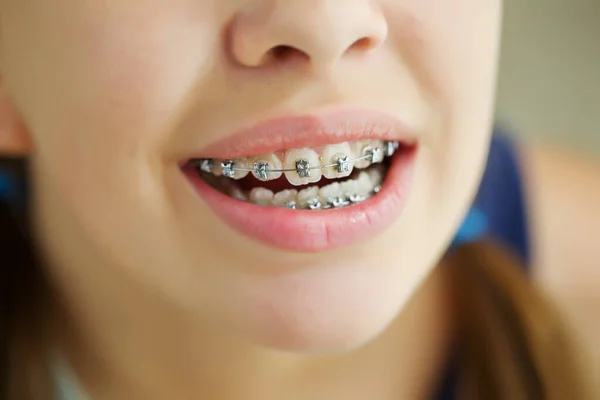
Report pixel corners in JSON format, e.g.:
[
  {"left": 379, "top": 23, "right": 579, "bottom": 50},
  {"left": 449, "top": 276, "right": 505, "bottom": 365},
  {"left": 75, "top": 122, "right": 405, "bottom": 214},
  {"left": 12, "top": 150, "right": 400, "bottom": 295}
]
[
  {"left": 521, "top": 141, "right": 600, "bottom": 388},
  {"left": 524, "top": 142, "right": 600, "bottom": 281}
]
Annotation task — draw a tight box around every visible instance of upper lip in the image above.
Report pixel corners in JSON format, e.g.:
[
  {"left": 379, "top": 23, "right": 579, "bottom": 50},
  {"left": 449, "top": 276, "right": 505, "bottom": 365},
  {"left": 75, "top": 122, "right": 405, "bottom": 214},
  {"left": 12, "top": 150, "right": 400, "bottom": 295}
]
[{"left": 183, "top": 108, "right": 417, "bottom": 160}]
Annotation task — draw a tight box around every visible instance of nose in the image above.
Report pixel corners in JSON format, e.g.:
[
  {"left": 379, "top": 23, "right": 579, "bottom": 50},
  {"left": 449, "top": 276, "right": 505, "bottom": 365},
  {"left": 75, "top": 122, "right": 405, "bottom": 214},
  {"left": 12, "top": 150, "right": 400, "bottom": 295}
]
[{"left": 228, "top": 0, "right": 388, "bottom": 71}]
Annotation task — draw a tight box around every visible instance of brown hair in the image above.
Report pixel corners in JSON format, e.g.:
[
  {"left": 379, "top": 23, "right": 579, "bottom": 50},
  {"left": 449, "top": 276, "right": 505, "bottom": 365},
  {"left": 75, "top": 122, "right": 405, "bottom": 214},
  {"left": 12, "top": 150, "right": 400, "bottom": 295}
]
[
  {"left": 1, "top": 158, "right": 53, "bottom": 400},
  {"left": 0, "top": 158, "right": 591, "bottom": 400},
  {"left": 448, "top": 241, "right": 589, "bottom": 399}
]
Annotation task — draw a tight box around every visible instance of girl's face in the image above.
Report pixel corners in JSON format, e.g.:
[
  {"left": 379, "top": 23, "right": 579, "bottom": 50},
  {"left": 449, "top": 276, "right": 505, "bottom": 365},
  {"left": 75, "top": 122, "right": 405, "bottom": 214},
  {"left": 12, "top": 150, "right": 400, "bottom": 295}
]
[{"left": 1, "top": 1, "right": 501, "bottom": 351}]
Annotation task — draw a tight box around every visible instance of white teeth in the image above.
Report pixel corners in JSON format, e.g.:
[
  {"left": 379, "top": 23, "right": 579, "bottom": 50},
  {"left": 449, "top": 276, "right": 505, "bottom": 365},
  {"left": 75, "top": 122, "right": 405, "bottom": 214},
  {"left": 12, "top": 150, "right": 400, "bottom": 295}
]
[
  {"left": 198, "top": 159, "right": 214, "bottom": 173},
  {"left": 197, "top": 139, "right": 395, "bottom": 209},
  {"left": 368, "top": 165, "right": 385, "bottom": 186},
  {"left": 252, "top": 153, "right": 283, "bottom": 181},
  {"left": 351, "top": 140, "right": 373, "bottom": 169},
  {"left": 229, "top": 186, "right": 249, "bottom": 201},
  {"left": 235, "top": 167, "right": 386, "bottom": 209},
  {"left": 211, "top": 163, "right": 223, "bottom": 176},
  {"left": 199, "top": 139, "right": 398, "bottom": 183},
  {"left": 369, "top": 140, "right": 385, "bottom": 163},
  {"left": 246, "top": 169, "right": 383, "bottom": 209},
  {"left": 221, "top": 159, "right": 250, "bottom": 180},
  {"left": 283, "top": 148, "right": 322, "bottom": 186},
  {"left": 272, "top": 189, "right": 298, "bottom": 208},
  {"left": 385, "top": 141, "right": 399, "bottom": 157},
  {"left": 318, "top": 182, "right": 342, "bottom": 204},
  {"left": 249, "top": 187, "right": 274, "bottom": 206},
  {"left": 351, "top": 140, "right": 385, "bottom": 169},
  {"left": 356, "top": 171, "right": 374, "bottom": 196},
  {"left": 297, "top": 186, "right": 320, "bottom": 209},
  {"left": 340, "top": 179, "right": 359, "bottom": 197},
  {"left": 320, "top": 142, "right": 353, "bottom": 179},
  {"left": 370, "top": 147, "right": 384, "bottom": 164}
]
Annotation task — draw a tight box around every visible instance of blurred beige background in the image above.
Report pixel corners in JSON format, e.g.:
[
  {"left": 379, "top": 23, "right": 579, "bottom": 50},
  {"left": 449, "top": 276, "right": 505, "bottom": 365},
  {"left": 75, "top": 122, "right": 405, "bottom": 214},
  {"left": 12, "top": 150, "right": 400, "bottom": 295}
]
[{"left": 497, "top": 0, "right": 600, "bottom": 156}]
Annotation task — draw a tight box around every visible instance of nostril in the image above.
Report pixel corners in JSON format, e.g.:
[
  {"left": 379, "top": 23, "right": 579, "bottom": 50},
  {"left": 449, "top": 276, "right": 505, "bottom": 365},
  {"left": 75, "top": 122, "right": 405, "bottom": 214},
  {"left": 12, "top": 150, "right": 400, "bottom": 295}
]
[
  {"left": 268, "top": 45, "right": 310, "bottom": 64},
  {"left": 271, "top": 45, "right": 294, "bottom": 59},
  {"left": 347, "top": 37, "right": 380, "bottom": 55}
]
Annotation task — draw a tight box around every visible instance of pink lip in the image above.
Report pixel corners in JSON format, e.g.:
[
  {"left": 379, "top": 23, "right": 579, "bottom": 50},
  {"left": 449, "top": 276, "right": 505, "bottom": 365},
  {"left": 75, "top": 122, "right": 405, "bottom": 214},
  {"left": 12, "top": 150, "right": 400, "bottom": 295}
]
[
  {"left": 181, "top": 110, "right": 418, "bottom": 252},
  {"left": 184, "top": 109, "right": 417, "bottom": 160}
]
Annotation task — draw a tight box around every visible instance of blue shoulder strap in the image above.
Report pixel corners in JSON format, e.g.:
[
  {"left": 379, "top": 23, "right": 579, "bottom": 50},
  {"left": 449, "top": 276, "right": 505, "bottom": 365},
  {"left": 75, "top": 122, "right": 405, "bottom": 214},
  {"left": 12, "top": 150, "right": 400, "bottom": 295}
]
[
  {"left": 0, "top": 167, "right": 25, "bottom": 207},
  {"left": 437, "top": 130, "right": 532, "bottom": 399},
  {"left": 451, "top": 132, "right": 530, "bottom": 264},
  {"left": 0, "top": 170, "right": 15, "bottom": 200}
]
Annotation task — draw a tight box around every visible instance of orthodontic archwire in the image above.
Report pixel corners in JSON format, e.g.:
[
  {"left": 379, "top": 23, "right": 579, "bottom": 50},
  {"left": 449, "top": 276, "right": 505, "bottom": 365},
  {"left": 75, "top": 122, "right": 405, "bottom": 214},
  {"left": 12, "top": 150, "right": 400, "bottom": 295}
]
[{"left": 195, "top": 141, "right": 400, "bottom": 180}]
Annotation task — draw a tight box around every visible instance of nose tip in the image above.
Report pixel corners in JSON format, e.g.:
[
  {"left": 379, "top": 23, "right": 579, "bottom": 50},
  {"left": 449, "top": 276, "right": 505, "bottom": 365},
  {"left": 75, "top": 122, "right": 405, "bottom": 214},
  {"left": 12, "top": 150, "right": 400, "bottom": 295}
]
[{"left": 228, "top": 1, "right": 388, "bottom": 70}]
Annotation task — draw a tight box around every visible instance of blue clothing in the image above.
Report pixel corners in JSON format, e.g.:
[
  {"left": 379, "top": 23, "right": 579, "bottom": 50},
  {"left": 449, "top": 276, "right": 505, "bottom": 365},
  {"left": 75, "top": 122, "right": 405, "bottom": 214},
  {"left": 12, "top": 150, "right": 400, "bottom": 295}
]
[
  {"left": 0, "top": 130, "right": 531, "bottom": 400},
  {"left": 450, "top": 132, "right": 530, "bottom": 261},
  {"left": 436, "top": 131, "right": 531, "bottom": 399},
  {"left": 468, "top": 133, "right": 530, "bottom": 264},
  {"left": 0, "top": 169, "right": 20, "bottom": 204}
]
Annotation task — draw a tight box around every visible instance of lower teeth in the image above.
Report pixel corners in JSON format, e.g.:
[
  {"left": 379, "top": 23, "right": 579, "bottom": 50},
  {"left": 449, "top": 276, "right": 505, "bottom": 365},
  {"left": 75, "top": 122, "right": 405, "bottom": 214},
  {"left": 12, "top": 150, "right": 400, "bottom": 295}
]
[{"left": 203, "top": 164, "right": 386, "bottom": 210}]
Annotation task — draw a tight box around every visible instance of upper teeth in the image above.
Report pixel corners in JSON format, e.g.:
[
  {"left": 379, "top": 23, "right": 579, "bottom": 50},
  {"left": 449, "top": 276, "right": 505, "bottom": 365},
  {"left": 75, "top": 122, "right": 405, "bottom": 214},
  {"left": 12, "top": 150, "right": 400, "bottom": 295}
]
[
  {"left": 294, "top": 159, "right": 312, "bottom": 178},
  {"left": 221, "top": 160, "right": 236, "bottom": 178},
  {"left": 199, "top": 159, "right": 213, "bottom": 173},
  {"left": 369, "top": 147, "right": 384, "bottom": 163},
  {"left": 285, "top": 148, "right": 321, "bottom": 185},
  {"left": 194, "top": 140, "right": 398, "bottom": 186},
  {"left": 336, "top": 156, "right": 350, "bottom": 173},
  {"left": 252, "top": 153, "right": 283, "bottom": 181},
  {"left": 385, "top": 141, "right": 399, "bottom": 157}
]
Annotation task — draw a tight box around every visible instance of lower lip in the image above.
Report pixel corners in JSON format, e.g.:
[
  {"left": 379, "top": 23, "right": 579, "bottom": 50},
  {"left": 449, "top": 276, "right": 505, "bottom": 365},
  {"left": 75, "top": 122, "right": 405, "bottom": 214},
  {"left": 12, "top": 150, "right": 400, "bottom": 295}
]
[{"left": 183, "top": 147, "right": 417, "bottom": 252}]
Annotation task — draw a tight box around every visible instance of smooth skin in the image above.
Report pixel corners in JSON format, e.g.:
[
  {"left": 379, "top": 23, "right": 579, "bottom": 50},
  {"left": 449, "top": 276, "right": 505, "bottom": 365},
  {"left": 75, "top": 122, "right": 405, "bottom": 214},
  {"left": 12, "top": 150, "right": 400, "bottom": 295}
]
[{"left": 0, "top": 1, "right": 598, "bottom": 399}]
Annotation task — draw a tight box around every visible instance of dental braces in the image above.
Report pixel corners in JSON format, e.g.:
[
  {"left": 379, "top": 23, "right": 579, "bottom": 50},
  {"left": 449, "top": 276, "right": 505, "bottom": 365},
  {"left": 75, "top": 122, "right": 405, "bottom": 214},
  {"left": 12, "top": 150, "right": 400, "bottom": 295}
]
[
  {"left": 195, "top": 141, "right": 399, "bottom": 180},
  {"left": 278, "top": 184, "right": 382, "bottom": 210}
]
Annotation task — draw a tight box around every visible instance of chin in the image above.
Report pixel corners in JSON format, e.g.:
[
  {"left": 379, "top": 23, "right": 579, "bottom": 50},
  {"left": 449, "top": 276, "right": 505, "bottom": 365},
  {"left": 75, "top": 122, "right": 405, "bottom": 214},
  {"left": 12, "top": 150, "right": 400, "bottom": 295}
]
[{"left": 226, "top": 263, "right": 415, "bottom": 354}]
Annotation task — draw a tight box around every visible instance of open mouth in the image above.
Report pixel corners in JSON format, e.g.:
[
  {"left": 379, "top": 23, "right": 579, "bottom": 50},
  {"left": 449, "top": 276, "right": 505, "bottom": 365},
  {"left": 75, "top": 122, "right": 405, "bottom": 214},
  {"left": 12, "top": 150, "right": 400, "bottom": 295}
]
[
  {"left": 184, "top": 139, "right": 408, "bottom": 210},
  {"left": 179, "top": 109, "right": 418, "bottom": 252}
]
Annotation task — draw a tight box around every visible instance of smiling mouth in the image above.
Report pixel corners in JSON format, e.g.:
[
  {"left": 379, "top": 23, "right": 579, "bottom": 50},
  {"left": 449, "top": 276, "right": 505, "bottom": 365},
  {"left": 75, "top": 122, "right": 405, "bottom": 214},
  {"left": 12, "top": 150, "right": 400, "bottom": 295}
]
[
  {"left": 179, "top": 109, "right": 418, "bottom": 251},
  {"left": 184, "top": 139, "right": 410, "bottom": 210}
]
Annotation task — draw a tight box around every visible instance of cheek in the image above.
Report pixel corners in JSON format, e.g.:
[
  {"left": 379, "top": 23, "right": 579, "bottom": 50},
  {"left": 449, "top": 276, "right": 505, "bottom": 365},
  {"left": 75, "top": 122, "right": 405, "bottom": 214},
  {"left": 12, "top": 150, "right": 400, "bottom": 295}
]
[
  {"left": 387, "top": 0, "right": 502, "bottom": 98},
  {"left": 387, "top": 0, "right": 501, "bottom": 127},
  {"left": 8, "top": 1, "right": 220, "bottom": 172},
  {"left": 2, "top": 3, "right": 230, "bottom": 290},
  {"left": 414, "top": 1, "right": 501, "bottom": 165},
  {"left": 5, "top": 2, "right": 225, "bottom": 229},
  {"left": 383, "top": 0, "right": 500, "bottom": 256}
]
